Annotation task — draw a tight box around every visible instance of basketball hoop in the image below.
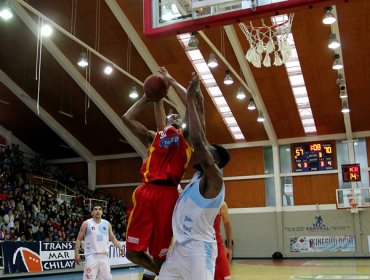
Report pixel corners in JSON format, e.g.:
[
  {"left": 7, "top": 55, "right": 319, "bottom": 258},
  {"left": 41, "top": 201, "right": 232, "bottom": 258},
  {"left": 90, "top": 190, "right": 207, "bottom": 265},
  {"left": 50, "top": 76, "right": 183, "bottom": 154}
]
[{"left": 239, "top": 14, "right": 294, "bottom": 68}]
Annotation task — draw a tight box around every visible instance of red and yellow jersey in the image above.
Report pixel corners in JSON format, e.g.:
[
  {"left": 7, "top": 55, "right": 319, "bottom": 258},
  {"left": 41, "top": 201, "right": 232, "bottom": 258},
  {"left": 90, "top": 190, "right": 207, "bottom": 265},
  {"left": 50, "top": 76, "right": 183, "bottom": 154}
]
[
  {"left": 214, "top": 211, "right": 223, "bottom": 244},
  {"left": 140, "top": 126, "right": 193, "bottom": 186}
]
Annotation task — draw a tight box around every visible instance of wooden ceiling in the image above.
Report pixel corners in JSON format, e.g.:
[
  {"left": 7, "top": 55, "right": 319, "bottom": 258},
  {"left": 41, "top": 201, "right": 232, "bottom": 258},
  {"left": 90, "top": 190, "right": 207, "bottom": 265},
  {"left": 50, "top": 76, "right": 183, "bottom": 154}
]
[{"left": 0, "top": 0, "right": 369, "bottom": 161}]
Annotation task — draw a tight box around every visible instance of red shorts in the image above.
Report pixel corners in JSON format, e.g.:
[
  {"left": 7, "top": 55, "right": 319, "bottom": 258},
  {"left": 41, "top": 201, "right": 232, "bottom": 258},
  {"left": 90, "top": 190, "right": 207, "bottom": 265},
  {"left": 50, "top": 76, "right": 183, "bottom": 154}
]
[
  {"left": 126, "top": 183, "right": 178, "bottom": 260},
  {"left": 214, "top": 241, "right": 231, "bottom": 280}
]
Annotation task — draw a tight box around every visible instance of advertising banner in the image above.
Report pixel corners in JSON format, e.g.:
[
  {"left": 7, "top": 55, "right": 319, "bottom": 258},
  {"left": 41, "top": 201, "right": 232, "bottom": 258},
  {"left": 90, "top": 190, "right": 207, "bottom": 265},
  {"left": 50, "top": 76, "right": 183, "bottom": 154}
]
[
  {"left": 290, "top": 236, "right": 355, "bottom": 253},
  {"left": 3, "top": 241, "right": 75, "bottom": 274}
]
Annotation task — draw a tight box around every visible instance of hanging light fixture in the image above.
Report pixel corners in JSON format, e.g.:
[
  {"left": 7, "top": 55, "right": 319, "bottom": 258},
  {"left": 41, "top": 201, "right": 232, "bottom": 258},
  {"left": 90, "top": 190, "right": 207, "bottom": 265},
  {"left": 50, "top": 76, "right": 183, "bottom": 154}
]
[
  {"left": 188, "top": 32, "right": 199, "bottom": 48},
  {"left": 322, "top": 6, "right": 336, "bottom": 25},
  {"left": 341, "top": 100, "right": 350, "bottom": 113},
  {"left": 207, "top": 53, "right": 218, "bottom": 68},
  {"left": 247, "top": 98, "right": 256, "bottom": 110},
  {"left": 332, "top": 54, "right": 343, "bottom": 70},
  {"left": 77, "top": 52, "right": 88, "bottom": 67},
  {"left": 104, "top": 65, "right": 113, "bottom": 75},
  {"left": 224, "top": 70, "right": 233, "bottom": 85},
  {"left": 339, "top": 85, "right": 348, "bottom": 99},
  {"left": 129, "top": 86, "right": 139, "bottom": 99},
  {"left": 41, "top": 23, "right": 53, "bottom": 37},
  {"left": 0, "top": 1, "right": 13, "bottom": 21},
  {"left": 328, "top": 34, "right": 340, "bottom": 49},
  {"left": 257, "top": 111, "right": 265, "bottom": 122},
  {"left": 236, "top": 87, "right": 246, "bottom": 100}
]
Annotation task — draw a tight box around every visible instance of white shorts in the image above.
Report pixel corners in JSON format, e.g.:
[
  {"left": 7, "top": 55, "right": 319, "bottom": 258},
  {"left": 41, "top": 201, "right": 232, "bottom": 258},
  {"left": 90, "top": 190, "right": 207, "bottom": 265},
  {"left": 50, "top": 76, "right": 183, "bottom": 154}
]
[
  {"left": 159, "top": 241, "right": 217, "bottom": 280},
  {"left": 84, "top": 254, "right": 112, "bottom": 280}
]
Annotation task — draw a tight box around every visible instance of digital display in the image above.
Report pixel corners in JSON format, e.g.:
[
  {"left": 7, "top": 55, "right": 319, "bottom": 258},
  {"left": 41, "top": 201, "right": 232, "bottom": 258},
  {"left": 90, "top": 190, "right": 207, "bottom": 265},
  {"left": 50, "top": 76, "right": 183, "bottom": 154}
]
[
  {"left": 293, "top": 143, "right": 334, "bottom": 172},
  {"left": 342, "top": 164, "right": 361, "bottom": 182}
]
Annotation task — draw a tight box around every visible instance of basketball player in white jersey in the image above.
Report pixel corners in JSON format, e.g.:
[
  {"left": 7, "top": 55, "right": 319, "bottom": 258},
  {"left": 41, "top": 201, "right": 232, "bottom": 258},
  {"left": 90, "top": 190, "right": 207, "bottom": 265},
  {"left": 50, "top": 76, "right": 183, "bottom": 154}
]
[
  {"left": 75, "top": 203, "right": 124, "bottom": 280},
  {"left": 159, "top": 73, "right": 230, "bottom": 280}
]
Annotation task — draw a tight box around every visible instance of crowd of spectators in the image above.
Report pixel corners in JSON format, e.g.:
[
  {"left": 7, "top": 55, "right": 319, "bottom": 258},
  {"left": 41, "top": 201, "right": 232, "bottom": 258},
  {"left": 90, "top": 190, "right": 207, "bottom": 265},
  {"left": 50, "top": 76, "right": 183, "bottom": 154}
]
[{"left": 0, "top": 144, "right": 128, "bottom": 243}]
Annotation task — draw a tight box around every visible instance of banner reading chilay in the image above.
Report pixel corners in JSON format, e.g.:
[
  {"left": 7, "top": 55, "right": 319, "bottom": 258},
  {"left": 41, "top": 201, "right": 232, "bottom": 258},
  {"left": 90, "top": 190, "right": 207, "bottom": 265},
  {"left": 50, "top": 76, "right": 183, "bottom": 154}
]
[{"left": 290, "top": 236, "right": 355, "bottom": 252}]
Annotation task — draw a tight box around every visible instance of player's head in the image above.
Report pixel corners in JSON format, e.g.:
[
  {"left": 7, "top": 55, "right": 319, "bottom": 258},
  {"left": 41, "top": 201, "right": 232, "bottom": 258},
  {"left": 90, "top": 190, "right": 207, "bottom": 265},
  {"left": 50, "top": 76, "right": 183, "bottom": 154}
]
[
  {"left": 193, "top": 144, "right": 230, "bottom": 171},
  {"left": 167, "top": 113, "right": 182, "bottom": 129},
  {"left": 91, "top": 203, "right": 104, "bottom": 218}
]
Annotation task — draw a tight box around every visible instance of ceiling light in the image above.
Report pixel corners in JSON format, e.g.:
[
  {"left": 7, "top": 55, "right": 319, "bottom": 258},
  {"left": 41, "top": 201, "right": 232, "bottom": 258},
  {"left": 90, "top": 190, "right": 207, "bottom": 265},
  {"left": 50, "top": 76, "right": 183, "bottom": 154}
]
[
  {"left": 188, "top": 32, "right": 199, "bottom": 48},
  {"left": 341, "top": 101, "right": 350, "bottom": 113},
  {"left": 224, "top": 70, "right": 233, "bottom": 85},
  {"left": 339, "top": 85, "right": 347, "bottom": 99},
  {"left": 247, "top": 98, "right": 256, "bottom": 110},
  {"left": 332, "top": 54, "right": 343, "bottom": 70},
  {"left": 0, "top": 1, "right": 13, "bottom": 21},
  {"left": 41, "top": 23, "right": 53, "bottom": 37},
  {"left": 257, "top": 112, "right": 265, "bottom": 122},
  {"left": 129, "top": 86, "right": 139, "bottom": 99},
  {"left": 322, "top": 6, "right": 336, "bottom": 25},
  {"left": 104, "top": 65, "right": 113, "bottom": 75},
  {"left": 328, "top": 34, "right": 340, "bottom": 49},
  {"left": 77, "top": 52, "right": 88, "bottom": 68},
  {"left": 236, "top": 87, "right": 246, "bottom": 100},
  {"left": 207, "top": 53, "right": 218, "bottom": 68}
]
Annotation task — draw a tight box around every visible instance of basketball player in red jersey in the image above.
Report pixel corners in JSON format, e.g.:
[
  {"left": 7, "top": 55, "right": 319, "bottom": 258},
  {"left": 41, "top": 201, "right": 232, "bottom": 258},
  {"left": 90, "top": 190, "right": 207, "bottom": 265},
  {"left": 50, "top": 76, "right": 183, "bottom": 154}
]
[
  {"left": 122, "top": 67, "right": 193, "bottom": 279},
  {"left": 214, "top": 201, "right": 233, "bottom": 280}
]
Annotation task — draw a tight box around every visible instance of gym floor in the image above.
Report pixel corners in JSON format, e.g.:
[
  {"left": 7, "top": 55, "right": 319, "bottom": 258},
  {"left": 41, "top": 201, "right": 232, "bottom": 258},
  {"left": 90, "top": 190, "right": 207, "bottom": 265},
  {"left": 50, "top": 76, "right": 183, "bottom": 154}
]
[{"left": 13, "top": 258, "right": 370, "bottom": 280}]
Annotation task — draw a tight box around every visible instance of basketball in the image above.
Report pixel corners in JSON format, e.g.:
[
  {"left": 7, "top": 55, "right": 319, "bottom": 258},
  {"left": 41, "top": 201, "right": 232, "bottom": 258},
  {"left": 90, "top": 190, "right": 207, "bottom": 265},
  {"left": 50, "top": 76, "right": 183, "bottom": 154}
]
[{"left": 143, "top": 74, "right": 168, "bottom": 101}]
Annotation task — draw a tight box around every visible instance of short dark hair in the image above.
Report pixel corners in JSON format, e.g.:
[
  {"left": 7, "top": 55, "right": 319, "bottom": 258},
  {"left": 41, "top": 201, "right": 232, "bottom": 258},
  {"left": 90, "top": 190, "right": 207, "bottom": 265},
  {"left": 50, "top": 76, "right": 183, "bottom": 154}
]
[
  {"left": 92, "top": 202, "right": 103, "bottom": 211},
  {"left": 211, "top": 144, "right": 230, "bottom": 169}
]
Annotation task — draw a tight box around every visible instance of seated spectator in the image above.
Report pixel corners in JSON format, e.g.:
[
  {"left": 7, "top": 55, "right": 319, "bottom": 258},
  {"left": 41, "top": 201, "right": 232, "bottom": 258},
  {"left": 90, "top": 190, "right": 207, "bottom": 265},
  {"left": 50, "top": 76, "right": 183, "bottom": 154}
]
[
  {"left": 33, "top": 226, "right": 46, "bottom": 241},
  {"left": 0, "top": 224, "right": 6, "bottom": 240}
]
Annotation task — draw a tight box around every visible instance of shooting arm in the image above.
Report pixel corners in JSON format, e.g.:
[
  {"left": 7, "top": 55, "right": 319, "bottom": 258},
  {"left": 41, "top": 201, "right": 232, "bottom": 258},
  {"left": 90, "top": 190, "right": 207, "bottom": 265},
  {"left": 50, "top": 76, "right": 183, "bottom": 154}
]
[
  {"left": 154, "top": 99, "right": 166, "bottom": 131},
  {"left": 122, "top": 95, "right": 155, "bottom": 146}
]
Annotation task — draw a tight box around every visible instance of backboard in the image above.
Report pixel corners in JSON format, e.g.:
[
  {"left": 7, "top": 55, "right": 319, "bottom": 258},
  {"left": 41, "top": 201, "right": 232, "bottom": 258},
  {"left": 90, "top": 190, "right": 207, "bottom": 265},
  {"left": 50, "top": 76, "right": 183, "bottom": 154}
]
[
  {"left": 336, "top": 188, "right": 370, "bottom": 212},
  {"left": 143, "top": 0, "right": 335, "bottom": 37}
]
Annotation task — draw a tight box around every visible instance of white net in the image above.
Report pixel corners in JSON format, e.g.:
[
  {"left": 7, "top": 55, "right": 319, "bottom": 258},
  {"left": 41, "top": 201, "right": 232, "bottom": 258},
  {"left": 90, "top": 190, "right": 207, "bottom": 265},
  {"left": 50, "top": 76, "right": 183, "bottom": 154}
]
[{"left": 239, "top": 13, "right": 294, "bottom": 68}]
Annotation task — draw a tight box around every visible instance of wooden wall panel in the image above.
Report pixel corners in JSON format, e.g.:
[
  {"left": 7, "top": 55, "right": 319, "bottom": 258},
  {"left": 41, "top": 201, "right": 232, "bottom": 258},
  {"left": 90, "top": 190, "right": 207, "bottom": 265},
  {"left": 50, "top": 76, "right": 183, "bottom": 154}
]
[
  {"left": 99, "top": 186, "right": 137, "bottom": 208},
  {"left": 225, "top": 147, "right": 264, "bottom": 176},
  {"left": 224, "top": 179, "right": 265, "bottom": 208},
  {"left": 96, "top": 158, "right": 142, "bottom": 185},
  {"left": 293, "top": 174, "right": 338, "bottom": 205}
]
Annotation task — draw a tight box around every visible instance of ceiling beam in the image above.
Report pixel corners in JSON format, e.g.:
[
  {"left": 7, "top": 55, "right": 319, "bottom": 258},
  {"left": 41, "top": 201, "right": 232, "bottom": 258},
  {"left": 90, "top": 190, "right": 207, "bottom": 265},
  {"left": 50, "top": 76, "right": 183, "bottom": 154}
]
[
  {"left": 105, "top": 0, "right": 186, "bottom": 117},
  {"left": 0, "top": 70, "right": 95, "bottom": 163},
  {"left": 224, "top": 25, "right": 278, "bottom": 146},
  {"left": 11, "top": 0, "right": 147, "bottom": 159}
]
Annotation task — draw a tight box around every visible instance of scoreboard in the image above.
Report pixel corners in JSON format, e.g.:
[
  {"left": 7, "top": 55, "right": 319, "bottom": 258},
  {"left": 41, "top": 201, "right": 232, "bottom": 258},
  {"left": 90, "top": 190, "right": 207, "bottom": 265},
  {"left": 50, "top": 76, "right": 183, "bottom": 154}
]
[
  {"left": 293, "top": 142, "right": 334, "bottom": 172},
  {"left": 342, "top": 164, "right": 361, "bottom": 182}
]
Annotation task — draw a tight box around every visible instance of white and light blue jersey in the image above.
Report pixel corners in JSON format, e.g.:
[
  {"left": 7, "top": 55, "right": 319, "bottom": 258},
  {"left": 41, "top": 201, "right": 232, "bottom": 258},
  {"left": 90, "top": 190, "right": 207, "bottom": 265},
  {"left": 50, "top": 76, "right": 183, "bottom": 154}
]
[
  {"left": 172, "top": 172, "right": 224, "bottom": 244},
  {"left": 84, "top": 218, "right": 110, "bottom": 256}
]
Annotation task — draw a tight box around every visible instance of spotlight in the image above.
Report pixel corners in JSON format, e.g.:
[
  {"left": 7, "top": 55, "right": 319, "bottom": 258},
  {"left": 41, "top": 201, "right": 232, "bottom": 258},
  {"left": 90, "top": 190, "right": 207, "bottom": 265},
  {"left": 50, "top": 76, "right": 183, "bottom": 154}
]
[
  {"left": 247, "top": 98, "right": 256, "bottom": 110},
  {"left": 336, "top": 73, "right": 344, "bottom": 86},
  {"left": 341, "top": 101, "right": 350, "bottom": 113},
  {"left": 77, "top": 52, "right": 88, "bottom": 68},
  {"left": 322, "top": 6, "right": 336, "bottom": 25},
  {"left": 207, "top": 53, "right": 218, "bottom": 68},
  {"left": 236, "top": 87, "right": 246, "bottom": 100},
  {"left": 328, "top": 34, "right": 340, "bottom": 49},
  {"left": 41, "top": 24, "right": 53, "bottom": 37},
  {"left": 0, "top": 1, "right": 13, "bottom": 21},
  {"left": 332, "top": 54, "right": 343, "bottom": 70},
  {"left": 104, "top": 65, "right": 113, "bottom": 75},
  {"left": 188, "top": 32, "right": 199, "bottom": 48},
  {"left": 129, "top": 86, "right": 139, "bottom": 99},
  {"left": 339, "top": 85, "right": 347, "bottom": 99},
  {"left": 223, "top": 70, "right": 233, "bottom": 85},
  {"left": 257, "top": 112, "right": 265, "bottom": 122}
]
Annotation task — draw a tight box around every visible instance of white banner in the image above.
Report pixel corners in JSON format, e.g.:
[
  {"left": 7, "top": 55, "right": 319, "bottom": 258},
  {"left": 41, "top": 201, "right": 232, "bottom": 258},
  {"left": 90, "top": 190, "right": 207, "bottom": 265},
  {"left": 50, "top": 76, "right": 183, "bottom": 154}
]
[
  {"left": 107, "top": 241, "right": 132, "bottom": 266},
  {"left": 290, "top": 236, "right": 355, "bottom": 253}
]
